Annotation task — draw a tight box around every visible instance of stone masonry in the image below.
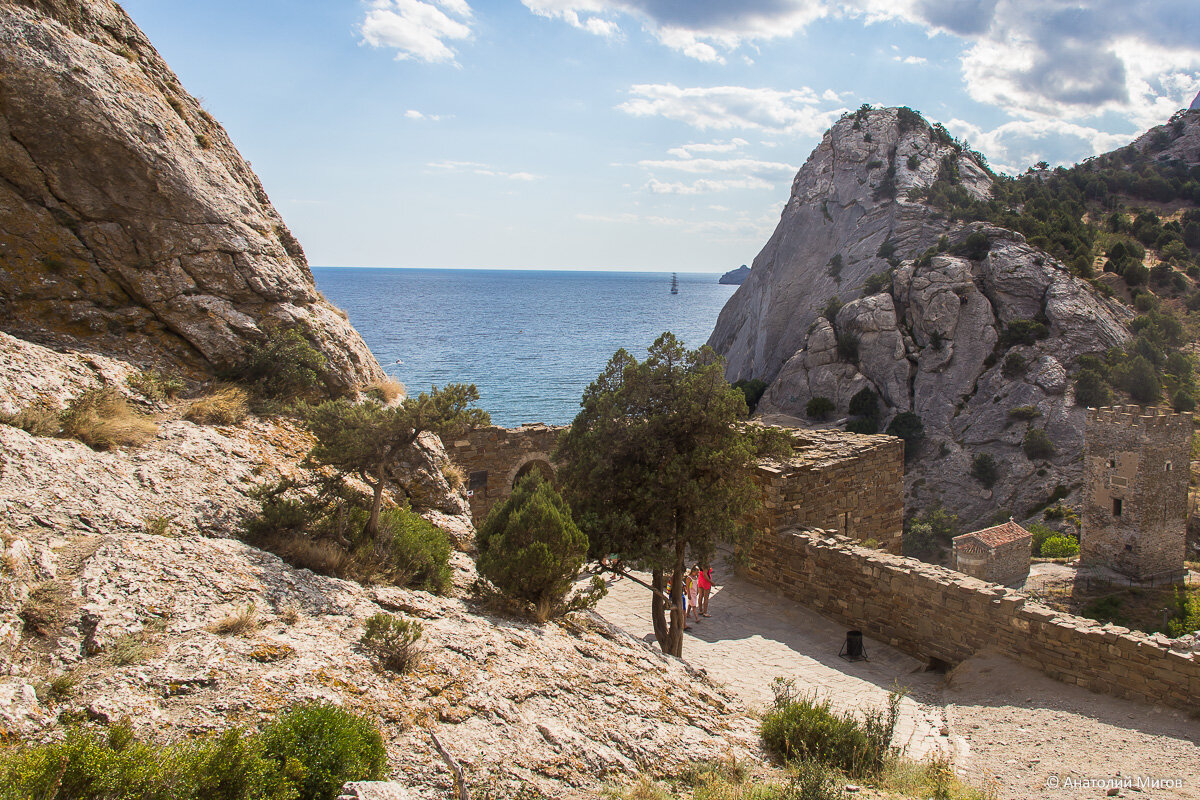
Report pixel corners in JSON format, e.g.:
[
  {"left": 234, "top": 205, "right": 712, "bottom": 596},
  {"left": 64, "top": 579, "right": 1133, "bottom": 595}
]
[
  {"left": 448, "top": 424, "right": 905, "bottom": 555},
  {"left": 1080, "top": 405, "right": 1192, "bottom": 582},
  {"left": 444, "top": 424, "right": 563, "bottom": 522},
  {"left": 743, "top": 528, "right": 1199, "bottom": 712},
  {"left": 758, "top": 428, "right": 905, "bottom": 553},
  {"left": 952, "top": 519, "right": 1032, "bottom": 586}
]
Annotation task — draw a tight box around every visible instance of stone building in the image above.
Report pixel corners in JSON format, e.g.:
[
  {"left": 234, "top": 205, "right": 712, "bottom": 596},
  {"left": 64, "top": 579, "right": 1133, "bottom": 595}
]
[
  {"left": 447, "top": 423, "right": 905, "bottom": 552},
  {"left": 1080, "top": 405, "right": 1192, "bottom": 583},
  {"left": 952, "top": 520, "right": 1031, "bottom": 585}
]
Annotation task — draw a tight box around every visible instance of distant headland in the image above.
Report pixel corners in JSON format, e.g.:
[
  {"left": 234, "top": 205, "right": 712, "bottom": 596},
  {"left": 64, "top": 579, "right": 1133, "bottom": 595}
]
[{"left": 718, "top": 265, "right": 750, "bottom": 285}]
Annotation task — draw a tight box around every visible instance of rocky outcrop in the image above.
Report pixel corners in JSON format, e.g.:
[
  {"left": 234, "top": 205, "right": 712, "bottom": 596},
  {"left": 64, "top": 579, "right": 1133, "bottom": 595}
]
[
  {"left": 0, "top": 526, "right": 761, "bottom": 798},
  {"left": 0, "top": 0, "right": 383, "bottom": 390},
  {"left": 718, "top": 265, "right": 750, "bottom": 285},
  {"left": 1131, "top": 108, "right": 1200, "bottom": 165},
  {"left": 709, "top": 109, "right": 1137, "bottom": 528}
]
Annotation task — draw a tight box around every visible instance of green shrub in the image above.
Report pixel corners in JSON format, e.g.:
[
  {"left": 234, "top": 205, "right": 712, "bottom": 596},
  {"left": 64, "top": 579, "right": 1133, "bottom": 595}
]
[
  {"left": 235, "top": 325, "right": 328, "bottom": 400},
  {"left": 827, "top": 254, "right": 844, "bottom": 281},
  {"left": 378, "top": 506, "right": 453, "bottom": 593},
  {"left": 477, "top": 475, "right": 603, "bottom": 621},
  {"left": 836, "top": 332, "right": 859, "bottom": 361},
  {"left": 805, "top": 396, "right": 835, "bottom": 420},
  {"left": 1074, "top": 369, "right": 1112, "bottom": 407},
  {"left": 760, "top": 679, "right": 899, "bottom": 778},
  {"left": 1040, "top": 534, "right": 1079, "bottom": 558},
  {"left": 1166, "top": 587, "right": 1200, "bottom": 637},
  {"left": 732, "top": 379, "right": 768, "bottom": 415},
  {"left": 969, "top": 453, "right": 999, "bottom": 488},
  {"left": 822, "top": 296, "right": 843, "bottom": 322},
  {"left": 999, "top": 319, "right": 1048, "bottom": 348},
  {"left": 1082, "top": 595, "right": 1126, "bottom": 625},
  {"left": 885, "top": 412, "right": 923, "bottom": 455},
  {"left": 846, "top": 417, "right": 878, "bottom": 435},
  {"left": 903, "top": 505, "right": 959, "bottom": 559},
  {"left": 126, "top": 370, "right": 186, "bottom": 402},
  {"left": 848, "top": 388, "right": 878, "bottom": 419},
  {"left": 862, "top": 271, "right": 892, "bottom": 295},
  {"left": 360, "top": 612, "right": 423, "bottom": 673},
  {"left": 1027, "top": 522, "right": 1055, "bottom": 556},
  {"left": 1001, "top": 352, "right": 1026, "bottom": 378},
  {"left": 1122, "top": 356, "right": 1161, "bottom": 404},
  {"left": 259, "top": 704, "right": 386, "bottom": 800},
  {"left": 1022, "top": 428, "right": 1056, "bottom": 460},
  {"left": 952, "top": 231, "right": 991, "bottom": 260},
  {"left": 0, "top": 719, "right": 302, "bottom": 800},
  {"left": 1008, "top": 405, "right": 1041, "bottom": 421}
]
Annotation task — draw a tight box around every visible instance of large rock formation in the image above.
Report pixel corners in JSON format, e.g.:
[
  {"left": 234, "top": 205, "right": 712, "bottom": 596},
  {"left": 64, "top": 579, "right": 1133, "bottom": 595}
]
[
  {"left": 0, "top": 0, "right": 383, "bottom": 390},
  {"left": 709, "top": 108, "right": 1138, "bottom": 528}
]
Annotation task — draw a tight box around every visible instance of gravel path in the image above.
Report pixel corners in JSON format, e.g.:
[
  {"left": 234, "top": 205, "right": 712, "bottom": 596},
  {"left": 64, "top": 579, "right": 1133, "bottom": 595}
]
[{"left": 595, "top": 559, "right": 1200, "bottom": 799}]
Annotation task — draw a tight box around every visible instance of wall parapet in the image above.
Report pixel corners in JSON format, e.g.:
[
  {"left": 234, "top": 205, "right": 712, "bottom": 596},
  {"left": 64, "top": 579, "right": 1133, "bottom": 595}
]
[{"left": 743, "top": 528, "right": 1199, "bottom": 711}]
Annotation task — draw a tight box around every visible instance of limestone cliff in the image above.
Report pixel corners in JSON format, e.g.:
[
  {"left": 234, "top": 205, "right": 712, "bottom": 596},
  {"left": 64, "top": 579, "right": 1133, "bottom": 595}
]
[
  {"left": 709, "top": 108, "right": 1142, "bottom": 528},
  {"left": 0, "top": 0, "right": 383, "bottom": 390}
]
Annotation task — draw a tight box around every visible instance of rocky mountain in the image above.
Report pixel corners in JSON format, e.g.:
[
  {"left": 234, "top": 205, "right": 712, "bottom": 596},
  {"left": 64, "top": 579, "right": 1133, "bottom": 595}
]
[
  {"left": 0, "top": 0, "right": 383, "bottom": 391},
  {"left": 719, "top": 265, "right": 750, "bottom": 285},
  {"left": 710, "top": 107, "right": 1198, "bottom": 529}
]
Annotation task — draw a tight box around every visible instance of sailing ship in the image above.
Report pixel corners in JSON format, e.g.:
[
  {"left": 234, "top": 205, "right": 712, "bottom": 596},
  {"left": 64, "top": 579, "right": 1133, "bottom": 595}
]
[{"left": 670, "top": 273, "right": 679, "bottom": 294}]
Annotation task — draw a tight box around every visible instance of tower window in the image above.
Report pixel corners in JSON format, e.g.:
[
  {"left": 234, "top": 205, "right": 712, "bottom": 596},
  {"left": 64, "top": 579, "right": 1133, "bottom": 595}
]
[
  {"left": 1112, "top": 498, "right": 1123, "bottom": 517},
  {"left": 1165, "top": 461, "right": 1173, "bottom": 472},
  {"left": 1108, "top": 459, "right": 1117, "bottom": 468}
]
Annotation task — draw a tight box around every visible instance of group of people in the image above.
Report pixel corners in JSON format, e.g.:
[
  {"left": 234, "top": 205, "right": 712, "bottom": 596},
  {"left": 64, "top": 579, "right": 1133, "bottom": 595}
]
[{"left": 674, "top": 564, "right": 713, "bottom": 630}]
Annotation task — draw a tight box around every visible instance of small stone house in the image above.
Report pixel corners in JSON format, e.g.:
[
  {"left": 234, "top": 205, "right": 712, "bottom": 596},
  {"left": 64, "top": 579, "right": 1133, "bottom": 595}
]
[{"left": 953, "top": 520, "right": 1032, "bottom": 586}]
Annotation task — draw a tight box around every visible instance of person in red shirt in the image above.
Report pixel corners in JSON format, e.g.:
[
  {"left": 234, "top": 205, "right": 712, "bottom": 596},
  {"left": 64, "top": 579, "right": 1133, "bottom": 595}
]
[{"left": 697, "top": 563, "right": 713, "bottom": 617}]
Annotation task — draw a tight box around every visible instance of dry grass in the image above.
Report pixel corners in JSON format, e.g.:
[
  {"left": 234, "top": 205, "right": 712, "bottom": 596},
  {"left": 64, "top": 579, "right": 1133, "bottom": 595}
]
[
  {"left": 59, "top": 388, "right": 158, "bottom": 450},
  {"left": 208, "top": 603, "right": 260, "bottom": 636},
  {"left": 126, "top": 370, "right": 186, "bottom": 402},
  {"left": 109, "top": 633, "right": 154, "bottom": 666},
  {"left": 259, "top": 534, "right": 348, "bottom": 577},
  {"left": 442, "top": 463, "right": 465, "bottom": 491},
  {"left": 46, "top": 671, "right": 79, "bottom": 700},
  {"left": 184, "top": 385, "right": 249, "bottom": 425},
  {"left": 363, "top": 378, "right": 406, "bottom": 404},
  {"left": 1, "top": 401, "right": 61, "bottom": 436},
  {"left": 19, "top": 582, "right": 69, "bottom": 637},
  {"left": 278, "top": 602, "right": 301, "bottom": 626}
]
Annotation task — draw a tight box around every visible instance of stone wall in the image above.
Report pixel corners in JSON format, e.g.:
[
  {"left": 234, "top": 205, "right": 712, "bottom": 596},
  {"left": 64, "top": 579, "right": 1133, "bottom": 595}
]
[
  {"left": 1081, "top": 406, "right": 1192, "bottom": 582},
  {"left": 758, "top": 430, "right": 904, "bottom": 553},
  {"left": 444, "top": 425, "right": 564, "bottom": 522},
  {"left": 743, "top": 529, "right": 1199, "bottom": 711}
]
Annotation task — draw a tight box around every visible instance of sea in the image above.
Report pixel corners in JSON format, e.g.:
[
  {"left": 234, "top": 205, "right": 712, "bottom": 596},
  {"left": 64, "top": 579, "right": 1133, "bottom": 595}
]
[{"left": 312, "top": 268, "right": 739, "bottom": 428}]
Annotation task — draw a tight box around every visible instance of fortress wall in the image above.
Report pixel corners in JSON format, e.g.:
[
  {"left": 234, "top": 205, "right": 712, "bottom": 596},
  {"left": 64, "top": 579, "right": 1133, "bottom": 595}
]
[
  {"left": 757, "top": 435, "right": 904, "bottom": 553},
  {"left": 743, "top": 529, "right": 1199, "bottom": 711}
]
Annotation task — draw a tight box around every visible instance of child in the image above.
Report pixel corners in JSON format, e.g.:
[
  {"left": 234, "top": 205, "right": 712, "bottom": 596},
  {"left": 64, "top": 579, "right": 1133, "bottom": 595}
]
[
  {"left": 686, "top": 566, "right": 701, "bottom": 624},
  {"left": 697, "top": 563, "right": 713, "bottom": 617}
]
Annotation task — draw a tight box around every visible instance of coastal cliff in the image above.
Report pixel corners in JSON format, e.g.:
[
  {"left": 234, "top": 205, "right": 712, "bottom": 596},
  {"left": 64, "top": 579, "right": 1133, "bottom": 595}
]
[
  {"left": 0, "top": 0, "right": 383, "bottom": 390},
  {"left": 710, "top": 107, "right": 1198, "bottom": 529}
]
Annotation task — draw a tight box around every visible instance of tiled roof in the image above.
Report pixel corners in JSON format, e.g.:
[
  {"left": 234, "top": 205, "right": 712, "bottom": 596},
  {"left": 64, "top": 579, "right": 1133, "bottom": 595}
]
[{"left": 953, "top": 520, "right": 1031, "bottom": 549}]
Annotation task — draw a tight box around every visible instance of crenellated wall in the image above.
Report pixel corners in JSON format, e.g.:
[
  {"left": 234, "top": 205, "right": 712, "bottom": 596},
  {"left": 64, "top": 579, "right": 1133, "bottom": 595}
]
[{"left": 743, "top": 528, "right": 1200, "bottom": 711}]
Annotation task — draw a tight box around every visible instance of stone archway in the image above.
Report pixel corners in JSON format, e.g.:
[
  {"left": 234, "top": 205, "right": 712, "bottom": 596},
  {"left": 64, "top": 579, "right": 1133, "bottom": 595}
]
[{"left": 507, "top": 453, "right": 556, "bottom": 489}]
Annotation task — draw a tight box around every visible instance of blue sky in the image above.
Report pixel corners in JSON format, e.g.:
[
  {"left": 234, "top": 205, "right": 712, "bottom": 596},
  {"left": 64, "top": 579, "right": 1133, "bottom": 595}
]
[{"left": 121, "top": 0, "right": 1200, "bottom": 272}]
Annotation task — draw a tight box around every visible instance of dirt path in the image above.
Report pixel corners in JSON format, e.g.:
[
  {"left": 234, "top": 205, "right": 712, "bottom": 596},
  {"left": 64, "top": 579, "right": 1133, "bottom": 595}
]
[{"left": 594, "top": 560, "right": 1200, "bottom": 799}]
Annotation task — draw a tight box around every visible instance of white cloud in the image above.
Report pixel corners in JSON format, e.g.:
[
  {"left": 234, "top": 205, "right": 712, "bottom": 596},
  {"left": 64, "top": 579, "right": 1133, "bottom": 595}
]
[
  {"left": 665, "top": 139, "right": 749, "bottom": 159},
  {"left": 638, "top": 157, "right": 796, "bottom": 177},
  {"left": 618, "top": 84, "right": 846, "bottom": 136},
  {"left": 360, "top": 0, "right": 473, "bottom": 65},
  {"left": 945, "top": 117, "right": 1134, "bottom": 175},
  {"left": 893, "top": 55, "right": 926, "bottom": 65},
  {"left": 405, "top": 109, "right": 443, "bottom": 121},
  {"left": 521, "top": 0, "right": 826, "bottom": 64},
  {"left": 529, "top": 0, "right": 1199, "bottom": 135},
  {"left": 427, "top": 161, "right": 540, "bottom": 180},
  {"left": 646, "top": 177, "right": 776, "bottom": 194}
]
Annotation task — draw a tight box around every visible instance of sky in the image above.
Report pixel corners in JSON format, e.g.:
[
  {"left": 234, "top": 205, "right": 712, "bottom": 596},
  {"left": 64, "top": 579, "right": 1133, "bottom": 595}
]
[{"left": 119, "top": 1, "right": 1200, "bottom": 272}]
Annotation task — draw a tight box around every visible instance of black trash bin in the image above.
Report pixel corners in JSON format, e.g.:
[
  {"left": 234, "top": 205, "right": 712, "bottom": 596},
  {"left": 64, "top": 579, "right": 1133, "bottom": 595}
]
[{"left": 839, "top": 630, "right": 867, "bottom": 662}]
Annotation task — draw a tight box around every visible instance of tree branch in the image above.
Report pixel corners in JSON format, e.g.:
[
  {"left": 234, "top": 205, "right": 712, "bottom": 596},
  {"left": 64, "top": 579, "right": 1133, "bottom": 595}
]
[{"left": 429, "top": 729, "right": 469, "bottom": 800}]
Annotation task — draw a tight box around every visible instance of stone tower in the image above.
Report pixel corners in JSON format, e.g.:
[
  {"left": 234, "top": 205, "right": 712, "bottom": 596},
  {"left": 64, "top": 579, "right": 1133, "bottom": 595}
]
[{"left": 1080, "top": 405, "right": 1192, "bottom": 582}]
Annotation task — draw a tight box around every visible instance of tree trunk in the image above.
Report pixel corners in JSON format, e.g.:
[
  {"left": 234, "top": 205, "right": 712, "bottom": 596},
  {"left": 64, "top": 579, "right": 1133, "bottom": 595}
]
[
  {"left": 365, "top": 462, "right": 387, "bottom": 538},
  {"left": 651, "top": 569, "right": 668, "bottom": 649},
  {"left": 665, "top": 539, "right": 686, "bottom": 657}
]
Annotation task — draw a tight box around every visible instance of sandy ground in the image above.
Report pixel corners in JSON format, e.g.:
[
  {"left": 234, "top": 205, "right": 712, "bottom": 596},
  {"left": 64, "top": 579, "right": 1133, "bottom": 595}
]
[{"left": 595, "top": 560, "right": 1200, "bottom": 800}]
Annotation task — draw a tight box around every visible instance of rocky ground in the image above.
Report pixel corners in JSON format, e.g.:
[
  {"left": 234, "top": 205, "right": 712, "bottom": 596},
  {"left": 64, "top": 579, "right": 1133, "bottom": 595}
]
[{"left": 0, "top": 331, "right": 764, "bottom": 798}]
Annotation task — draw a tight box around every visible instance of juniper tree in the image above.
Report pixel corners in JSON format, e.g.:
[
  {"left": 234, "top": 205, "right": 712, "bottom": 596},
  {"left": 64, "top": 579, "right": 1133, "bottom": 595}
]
[
  {"left": 555, "top": 333, "right": 791, "bottom": 657},
  {"left": 477, "top": 473, "right": 603, "bottom": 620},
  {"left": 305, "top": 384, "right": 489, "bottom": 538}
]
